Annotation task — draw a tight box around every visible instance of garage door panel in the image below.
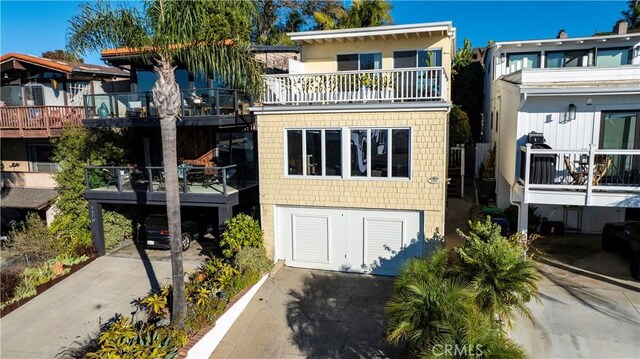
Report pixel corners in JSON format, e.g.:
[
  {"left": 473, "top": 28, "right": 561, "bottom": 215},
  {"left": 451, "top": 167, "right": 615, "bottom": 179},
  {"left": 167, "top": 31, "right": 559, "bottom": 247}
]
[
  {"left": 364, "top": 218, "right": 404, "bottom": 267},
  {"left": 292, "top": 214, "right": 330, "bottom": 264}
]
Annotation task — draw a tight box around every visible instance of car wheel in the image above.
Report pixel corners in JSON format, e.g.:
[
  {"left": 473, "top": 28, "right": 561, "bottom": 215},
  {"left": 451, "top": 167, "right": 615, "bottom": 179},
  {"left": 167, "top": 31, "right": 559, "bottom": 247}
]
[
  {"left": 181, "top": 233, "right": 191, "bottom": 251},
  {"left": 630, "top": 253, "right": 640, "bottom": 281},
  {"left": 602, "top": 229, "right": 614, "bottom": 251}
]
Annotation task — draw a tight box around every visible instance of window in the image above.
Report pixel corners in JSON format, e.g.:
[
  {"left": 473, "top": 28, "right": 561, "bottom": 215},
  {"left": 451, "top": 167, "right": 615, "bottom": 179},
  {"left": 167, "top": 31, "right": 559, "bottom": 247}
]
[
  {"left": 351, "top": 128, "right": 410, "bottom": 178},
  {"left": 286, "top": 129, "right": 342, "bottom": 176},
  {"left": 597, "top": 48, "right": 632, "bottom": 67},
  {"left": 23, "top": 84, "right": 44, "bottom": 106},
  {"left": 287, "top": 130, "right": 303, "bottom": 175},
  {"left": 28, "top": 144, "right": 57, "bottom": 173},
  {"left": 394, "top": 49, "right": 442, "bottom": 68},
  {"left": 337, "top": 53, "right": 381, "bottom": 71},
  {"left": 546, "top": 49, "right": 593, "bottom": 68},
  {"left": 507, "top": 52, "right": 540, "bottom": 72}
]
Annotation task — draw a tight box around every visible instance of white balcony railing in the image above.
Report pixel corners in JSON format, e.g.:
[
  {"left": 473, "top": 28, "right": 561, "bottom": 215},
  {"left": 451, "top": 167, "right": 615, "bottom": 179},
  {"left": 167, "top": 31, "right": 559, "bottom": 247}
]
[
  {"left": 520, "top": 144, "right": 640, "bottom": 206},
  {"left": 262, "top": 67, "right": 447, "bottom": 105}
]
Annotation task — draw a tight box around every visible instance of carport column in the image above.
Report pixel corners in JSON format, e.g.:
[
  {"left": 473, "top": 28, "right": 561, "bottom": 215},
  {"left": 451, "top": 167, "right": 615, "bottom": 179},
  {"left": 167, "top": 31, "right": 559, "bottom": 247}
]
[
  {"left": 218, "top": 205, "right": 233, "bottom": 228},
  {"left": 88, "top": 201, "right": 106, "bottom": 256},
  {"left": 518, "top": 203, "right": 529, "bottom": 234}
]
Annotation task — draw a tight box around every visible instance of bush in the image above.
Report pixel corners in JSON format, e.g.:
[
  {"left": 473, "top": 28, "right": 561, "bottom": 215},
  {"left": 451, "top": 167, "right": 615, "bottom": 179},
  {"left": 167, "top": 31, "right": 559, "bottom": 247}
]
[
  {"left": 220, "top": 214, "right": 264, "bottom": 258},
  {"left": 103, "top": 210, "right": 133, "bottom": 250},
  {"left": 233, "top": 247, "right": 272, "bottom": 280},
  {"left": 85, "top": 316, "right": 187, "bottom": 359},
  {"left": 0, "top": 267, "right": 23, "bottom": 303},
  {"left": 6, "top": 213, "right": 57, "bottom": 265}
]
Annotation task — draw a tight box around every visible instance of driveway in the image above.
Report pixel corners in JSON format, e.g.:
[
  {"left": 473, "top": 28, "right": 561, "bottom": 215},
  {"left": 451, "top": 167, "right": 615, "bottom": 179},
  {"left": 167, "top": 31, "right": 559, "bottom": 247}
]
[
  {"left": 0, "top": 247, "right": 202, "bottom": 359},
  {"left": 512, "top": 235, "right": 640, "bottom": 358},
  {"left": 212, "top": 267, "right": 398, "bottom": 358}
]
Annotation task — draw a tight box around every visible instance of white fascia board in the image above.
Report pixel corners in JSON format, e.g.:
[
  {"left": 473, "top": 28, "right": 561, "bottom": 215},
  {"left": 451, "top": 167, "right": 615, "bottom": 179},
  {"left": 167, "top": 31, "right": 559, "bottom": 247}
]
[
  {"left": 520, "top": 86, "right": 640, "bottom": 96},
  {"left": 490, "top": 32, "right": 640, "bottom": 50},
  {"left": 250, "top": 102, "right": 451, "bottom": 115},
  {"left": 288, "top": 22, "right": 453, "bottom": 42}
]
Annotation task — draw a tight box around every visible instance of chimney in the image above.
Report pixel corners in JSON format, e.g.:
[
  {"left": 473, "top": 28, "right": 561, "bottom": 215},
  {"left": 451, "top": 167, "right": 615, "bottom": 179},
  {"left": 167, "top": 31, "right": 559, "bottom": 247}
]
[
  {"left": 613, "top": 20, "right": 628, "bottom": 35},
  {"left": 556, "top": 30, "right": 567, "bottom": 39}
]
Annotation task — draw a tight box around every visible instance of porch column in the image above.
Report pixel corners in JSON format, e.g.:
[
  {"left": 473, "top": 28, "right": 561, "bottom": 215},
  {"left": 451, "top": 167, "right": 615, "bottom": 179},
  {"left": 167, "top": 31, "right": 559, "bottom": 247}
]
[
  {"left": 88, "top": 200, "right": 106, "bottom": 256},
  {"left": 218, "top": 205, "right": 233, "bottom": 227},
  {"left": 517, "top": 203, "right": 529, "bottom": 234}
]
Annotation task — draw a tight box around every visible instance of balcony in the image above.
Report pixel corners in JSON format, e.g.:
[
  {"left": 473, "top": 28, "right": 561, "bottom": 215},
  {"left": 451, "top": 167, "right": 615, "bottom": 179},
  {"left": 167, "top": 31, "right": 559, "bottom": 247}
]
[
  {"left": 519, "top": 144, "right": 640, "bottom": 207},
  {"left": 0, "top": 106, "right": 84, "bottom": 138},
  {"left": 262, "top": 67, "right": 448, "bottom": 106},
  {"left": 83, "top": 162, "right": 258, "bottom": 206},
  {"left": 82, "top": 88, "right": 253, "bottom": 128}
]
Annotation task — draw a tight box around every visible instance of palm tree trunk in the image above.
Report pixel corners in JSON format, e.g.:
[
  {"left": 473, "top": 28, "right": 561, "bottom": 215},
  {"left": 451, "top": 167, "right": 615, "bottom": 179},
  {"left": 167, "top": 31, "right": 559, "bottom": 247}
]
[{"left": 153, "top": 56, "right": 186, "bottom": 328}]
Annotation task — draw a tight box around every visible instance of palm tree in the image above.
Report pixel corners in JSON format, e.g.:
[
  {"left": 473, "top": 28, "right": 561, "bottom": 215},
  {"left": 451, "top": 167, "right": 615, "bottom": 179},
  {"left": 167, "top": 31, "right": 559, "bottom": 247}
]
[
  {"left": 314, "top": 0, "right": 393, "bottom": 30},
  {"left": 67, "top": 0, "right": 261, "bottom": 328},
  {"left": 455, "top": 219, "right": 540, "bottom": 328}
]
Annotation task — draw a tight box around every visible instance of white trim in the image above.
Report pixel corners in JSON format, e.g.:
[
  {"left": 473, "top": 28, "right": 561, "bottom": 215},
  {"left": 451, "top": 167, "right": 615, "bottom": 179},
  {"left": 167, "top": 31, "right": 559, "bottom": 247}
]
[
  {"left": 490, "top": 32, "right": 640, "bottom": 50},
  {"left": 251, "top": 102, "right": 451, "bottom": 114},
  {"left": 288, "top": 22, "right": 454, "bottom": 41},
  {"left": 186, "top": 274, "right": 269, "bottom": 359}
]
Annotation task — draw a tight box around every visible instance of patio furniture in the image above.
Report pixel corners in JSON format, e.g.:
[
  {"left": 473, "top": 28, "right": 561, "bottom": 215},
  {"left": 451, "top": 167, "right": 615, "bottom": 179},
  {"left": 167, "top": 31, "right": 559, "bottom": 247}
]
[
  {"left": 103, "top": 169, "right": 118, "bottom": 188},
  {"left": 564, "top": 156, "right": 587, "bottom": 185}
]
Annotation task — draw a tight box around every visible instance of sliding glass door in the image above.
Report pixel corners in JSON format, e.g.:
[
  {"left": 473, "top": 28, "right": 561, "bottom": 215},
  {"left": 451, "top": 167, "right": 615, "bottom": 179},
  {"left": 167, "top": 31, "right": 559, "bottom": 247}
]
[{"left": 599, "top": 111, "right": 640, "bottom": 185}]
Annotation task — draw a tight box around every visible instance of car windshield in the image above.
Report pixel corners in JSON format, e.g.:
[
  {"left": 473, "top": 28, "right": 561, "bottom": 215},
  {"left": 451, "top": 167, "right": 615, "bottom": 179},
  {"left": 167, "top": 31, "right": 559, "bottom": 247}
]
[{"left": 145, "top": 215, "right": 168, "bottom": 227}]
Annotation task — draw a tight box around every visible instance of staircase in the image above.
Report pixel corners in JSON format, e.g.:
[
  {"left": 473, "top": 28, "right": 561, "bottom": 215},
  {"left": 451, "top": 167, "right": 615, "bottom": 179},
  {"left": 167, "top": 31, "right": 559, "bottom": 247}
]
[{"left": 448, "top": 145, "right": 465, "bottom": 198}]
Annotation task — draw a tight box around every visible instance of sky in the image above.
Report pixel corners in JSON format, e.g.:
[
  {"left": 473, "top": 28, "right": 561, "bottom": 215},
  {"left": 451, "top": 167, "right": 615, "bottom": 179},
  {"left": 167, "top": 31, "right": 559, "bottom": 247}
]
[{"left": 0, "top": 1, "right": 629, "bottom": 65}]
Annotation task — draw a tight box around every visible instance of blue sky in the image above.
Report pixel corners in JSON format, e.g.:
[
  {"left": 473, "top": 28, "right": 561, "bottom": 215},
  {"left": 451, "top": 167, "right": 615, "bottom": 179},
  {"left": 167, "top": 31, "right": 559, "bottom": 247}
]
[{"left": 0, "top": 1, "right": 628, "bottom": 65}]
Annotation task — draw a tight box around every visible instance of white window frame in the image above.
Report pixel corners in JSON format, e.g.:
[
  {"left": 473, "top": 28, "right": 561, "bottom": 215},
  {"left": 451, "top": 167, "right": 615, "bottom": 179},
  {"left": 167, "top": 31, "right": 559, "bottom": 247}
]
[
  {"left": 347, "top": 127, "right": 412, "bottom": 180},
  {"left": 392, "top": 48, "right": 443, "bottom": 68},
  {"left": 284, "top": 128, "right": 343, "bottom": 178},
  {"left": 284, "top": 127, "right": 412, "bottom": 180},
  {"left": 336, "top": 52, "right": 382, "bottom": 71}
]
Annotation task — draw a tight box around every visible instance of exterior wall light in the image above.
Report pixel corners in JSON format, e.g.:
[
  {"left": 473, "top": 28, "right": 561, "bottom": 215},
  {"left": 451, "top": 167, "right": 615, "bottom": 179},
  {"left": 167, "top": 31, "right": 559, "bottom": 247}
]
[{"left": 568, "top": 104, "right": 577, "bottom": 121}]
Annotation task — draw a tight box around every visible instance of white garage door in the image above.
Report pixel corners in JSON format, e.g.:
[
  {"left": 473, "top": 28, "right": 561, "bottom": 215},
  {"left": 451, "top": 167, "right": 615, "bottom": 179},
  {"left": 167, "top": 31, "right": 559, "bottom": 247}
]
[{"left": 276, "top": 206, "right": 424, "bottom": 276}]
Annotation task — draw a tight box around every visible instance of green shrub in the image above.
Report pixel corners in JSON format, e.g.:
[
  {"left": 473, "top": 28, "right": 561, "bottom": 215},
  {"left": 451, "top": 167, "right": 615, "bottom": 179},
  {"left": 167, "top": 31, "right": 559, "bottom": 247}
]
[
  {"left": 455, "top": 218, "right": 540, "bottom": 327},
  {"left": 220, "top": 214, "right": 264, "bottom": 258},
  {"left": 103, "top": 210, "right": 133, "bottom": 250},
  {"left": 234, "top": 247, "right": 272, "bottom": 279},
  {"left": 51, "top": 214, "right": 93, "bottom": 256},
  {"left": 0, "top": 267, "right": 23, "bottom": 303},
  {"left": 6, "top": 213, "right": 56, "bottom": 265},
  {"left": 85, "top": 316, "right": 187, "bottom": 359}
]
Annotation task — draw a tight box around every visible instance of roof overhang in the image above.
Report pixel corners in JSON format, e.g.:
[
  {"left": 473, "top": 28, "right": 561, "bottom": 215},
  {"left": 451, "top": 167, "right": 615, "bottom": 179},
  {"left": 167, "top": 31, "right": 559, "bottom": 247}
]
[
  {"left": 520, "top": 85, "right": 640, "bottom": 96},
  {"left": 288, "top": 22, "right": 456, "bottom": 44},
  {"left": 490, "top": 32, "right": 640, "bottom": 50},
  {"left": 0, "top": 188, "right": 57, "bottom": 210}
]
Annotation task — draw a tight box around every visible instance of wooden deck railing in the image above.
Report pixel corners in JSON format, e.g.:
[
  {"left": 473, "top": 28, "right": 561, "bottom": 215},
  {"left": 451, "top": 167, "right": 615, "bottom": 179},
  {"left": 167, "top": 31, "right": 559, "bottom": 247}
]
[{"left": 0, "top": 106, "right": 84, "bottom": 137}]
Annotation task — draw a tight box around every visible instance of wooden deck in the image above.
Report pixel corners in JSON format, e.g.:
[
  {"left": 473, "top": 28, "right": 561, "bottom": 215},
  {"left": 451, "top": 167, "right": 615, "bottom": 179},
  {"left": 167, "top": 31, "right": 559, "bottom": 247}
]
[{"left": 0, "top": 106, "right": 84, "bottom": 138}]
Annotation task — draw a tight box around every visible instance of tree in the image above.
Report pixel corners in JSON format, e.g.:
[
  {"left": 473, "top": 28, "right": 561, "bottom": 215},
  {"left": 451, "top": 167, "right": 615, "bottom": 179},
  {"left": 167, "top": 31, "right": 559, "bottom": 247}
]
[
  {"left": 449, "top": 105, "right": 472, "bottom": 145},
  {"left": 621, "top": 0, "right": 640, "bottom": 30},
  {"left": 42, "top": 49, "right": 84, "bottom": 63},
  {"left": 314, "top": 0, "right": 393, "bottom": 30},
  {"left": 451, "top": 38, "right": 484, "bottom": 142},
  {"left": 455, "top": 218, "right": 540, "bottom": 328},
  {"left": 67, "top": 0, "right": 261, "bottom": 328}
]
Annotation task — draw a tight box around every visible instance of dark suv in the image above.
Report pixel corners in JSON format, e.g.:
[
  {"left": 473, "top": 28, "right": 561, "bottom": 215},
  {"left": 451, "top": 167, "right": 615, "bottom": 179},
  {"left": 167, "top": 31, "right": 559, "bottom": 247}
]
[
  {"left": 139, "top": 214, "right": 200, "bottom": 251},
  {"left": 602, "top": 221, "right": 640, "bottom": 280}
]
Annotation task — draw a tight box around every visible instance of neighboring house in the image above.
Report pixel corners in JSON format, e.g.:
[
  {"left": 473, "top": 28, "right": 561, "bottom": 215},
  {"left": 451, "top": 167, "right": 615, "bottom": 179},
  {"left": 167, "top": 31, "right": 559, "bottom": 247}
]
[
  {"left": 252, "top": 22, "right": 456, "bottom": 275},
  {"left": 0, "top": 53, "right": 129, "bottom": 230},
  {"left": 483, "top": 23, "right": 640, "bottom": 234},
  {"left": 82, "top": 45, "right": 295, "bottom": 254}
]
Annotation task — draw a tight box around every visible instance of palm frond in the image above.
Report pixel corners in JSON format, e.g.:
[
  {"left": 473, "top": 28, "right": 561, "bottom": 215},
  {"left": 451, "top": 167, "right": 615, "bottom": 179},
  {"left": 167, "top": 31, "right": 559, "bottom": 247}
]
[{"left": 67, "top": 0, "right": 150, "bottom": 56}]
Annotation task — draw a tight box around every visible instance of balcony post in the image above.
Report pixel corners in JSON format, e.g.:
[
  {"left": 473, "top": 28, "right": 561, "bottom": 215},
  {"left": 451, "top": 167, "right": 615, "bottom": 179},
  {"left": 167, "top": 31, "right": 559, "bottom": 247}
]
[
  {"left": 215, "top": 89, "right": 220, "bottom": 116},
  {"left": 586, "top": 144, "right": 596, "bottom": 205},
  {"left": 234, "top": 90, "right": 239, "bottom": 113},
  {"left": 524, "top": 143, "right": 532, "bottom": 203},
  {"left": 222, "top": 168, "right": 227, "bottom": 194},
  {"left": 84, "top": 168, "right": 90, "bottom": 191},
  {"left": 88, "top": 200, "right": 106, "bottom": 256},
  {"left": 147, "top": 168, "right": 153, "bottom": 193},
  {"left": 115, "top": 167, "right": 122, "bottom": 192}
]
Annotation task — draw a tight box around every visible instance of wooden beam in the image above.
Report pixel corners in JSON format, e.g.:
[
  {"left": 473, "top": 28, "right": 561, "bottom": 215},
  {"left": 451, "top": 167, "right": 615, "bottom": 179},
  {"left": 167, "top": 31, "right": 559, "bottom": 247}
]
[
  {"left": 380, "top": 35, "right": 386, "bottom": 40},
  {"left": 369, "top": 35, "right": 376, "bottom": 41},
  {"left": 336, "top": 37, "right": 344, "bottom": 43},
  {"left": 357, "top": 36, "right": 365, "bottom": 41},
  {"left": 404, "top": 33, "right": 409, "bottom": 39},
  {"left": 391, "top": 34, "right": 398, "bottom": 40}
]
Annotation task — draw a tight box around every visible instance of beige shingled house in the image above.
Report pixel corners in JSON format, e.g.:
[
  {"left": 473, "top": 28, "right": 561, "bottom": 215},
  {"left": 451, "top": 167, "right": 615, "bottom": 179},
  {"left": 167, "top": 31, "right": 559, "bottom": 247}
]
[{"left": 251, "top": 22, "right": 456, "bottom": 275}]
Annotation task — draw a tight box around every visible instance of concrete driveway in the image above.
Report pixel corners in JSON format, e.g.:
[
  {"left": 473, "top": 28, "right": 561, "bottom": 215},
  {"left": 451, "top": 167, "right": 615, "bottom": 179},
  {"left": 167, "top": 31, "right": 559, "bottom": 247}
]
[
  {"left": 212, "top": 267, "right": 398, "bottom": 358},
  {"left": 512, "top": 235, "right": 640, "bottom": 358},
  {"left": 0, "top": 246, "right": 202, "bottom": 359}
]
